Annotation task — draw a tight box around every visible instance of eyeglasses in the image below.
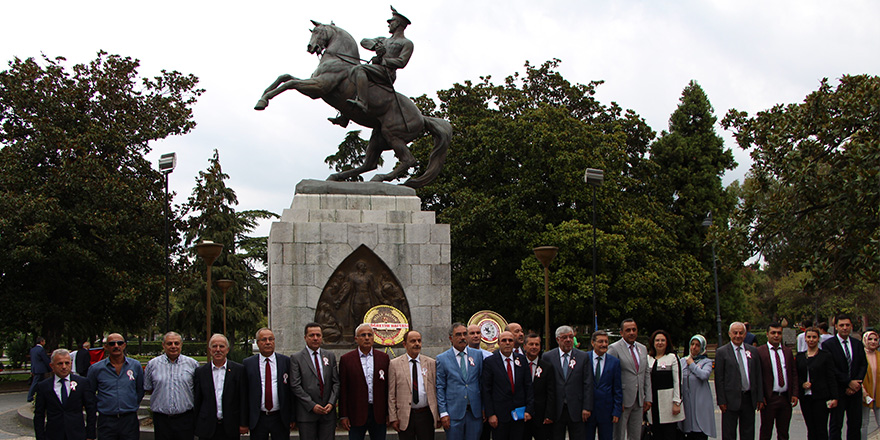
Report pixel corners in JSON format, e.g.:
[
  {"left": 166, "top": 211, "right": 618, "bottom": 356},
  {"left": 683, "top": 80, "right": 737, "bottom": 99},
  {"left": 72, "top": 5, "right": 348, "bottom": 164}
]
[{"left": 105, "top": 340, "right": 125, "bottom": 346}]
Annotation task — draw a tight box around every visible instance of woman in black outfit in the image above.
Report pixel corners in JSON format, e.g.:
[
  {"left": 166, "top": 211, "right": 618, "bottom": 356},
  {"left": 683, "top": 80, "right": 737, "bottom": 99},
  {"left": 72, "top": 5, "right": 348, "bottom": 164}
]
[{"left": 797, "top": 326, "right": 840, "bottom": 440}]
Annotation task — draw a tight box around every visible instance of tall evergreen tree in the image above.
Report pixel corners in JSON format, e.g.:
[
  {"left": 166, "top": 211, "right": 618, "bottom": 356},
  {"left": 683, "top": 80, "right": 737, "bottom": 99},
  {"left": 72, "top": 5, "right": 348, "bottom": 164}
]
[{"left": 175, "top": 150, "right": 276, "bottom": 344}]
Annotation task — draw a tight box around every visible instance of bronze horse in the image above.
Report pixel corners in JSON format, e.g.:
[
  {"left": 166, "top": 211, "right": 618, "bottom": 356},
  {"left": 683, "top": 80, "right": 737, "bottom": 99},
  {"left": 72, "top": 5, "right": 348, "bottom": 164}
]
[{"left": 255, "top": 21, "right": 451, "bottom": 188}]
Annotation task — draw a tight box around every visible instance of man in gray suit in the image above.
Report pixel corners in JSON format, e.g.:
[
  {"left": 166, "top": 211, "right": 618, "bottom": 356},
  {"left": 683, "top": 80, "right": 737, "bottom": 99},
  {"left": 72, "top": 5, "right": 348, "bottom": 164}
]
[
  {"left": 607, "top": 318, "right": 651, "bottom": 440},
  {"left": 290, "top": 322, "right": 340, "bottom": 440},
  {"left": 715, "top": 321, "right": 765, "bottom": 440},
  {"left": 541, "top": 325, "right": 592, "bottom": 440}
]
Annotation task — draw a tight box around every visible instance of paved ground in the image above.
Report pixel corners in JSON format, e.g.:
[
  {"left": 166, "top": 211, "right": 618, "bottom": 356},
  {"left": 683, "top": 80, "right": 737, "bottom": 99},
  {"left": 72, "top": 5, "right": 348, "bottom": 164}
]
[{"left": 2, "top": 388, "right": 879, "bottom": 439}]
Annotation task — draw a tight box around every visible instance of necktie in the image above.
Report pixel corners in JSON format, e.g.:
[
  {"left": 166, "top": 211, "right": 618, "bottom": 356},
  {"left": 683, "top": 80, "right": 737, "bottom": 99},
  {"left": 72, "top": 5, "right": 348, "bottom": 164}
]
[
  {"left": 506, "top": 358, "right": 515, "bottom": 394},
  {"left": 530, "top": 361, "right": 536, "bottom": 380},
  {"left": 563, "top": 352, "right": 570, "bottom": 380},
  {"left": 411, "top": 359, "right": 419, "bottom": 404},
  {"left": 629, "top": 344, "right": 639, "bottom": 372},
  {"left": 772, "top": 346, "right": 785, "bottom": 388},
  {"left": 264, "top": 358, "right": 273, "bottom": 411},
  {"left": 843, "top": 339, "right": 852, "bottom": 363},
  {"left": 60, "top": 378, "right": 68, "bottom": 404},
  {"left": 314, "top": 351, "right": 325, "bottom": 396},
  {"left": 736, "top": 347, "right": 750, "bottom": 391},
  {"left": 596, "top": 356, "right": 602, "bottom": 380},
  {"left": 459, "top": 351, "right": 468, "bottom": 380}
]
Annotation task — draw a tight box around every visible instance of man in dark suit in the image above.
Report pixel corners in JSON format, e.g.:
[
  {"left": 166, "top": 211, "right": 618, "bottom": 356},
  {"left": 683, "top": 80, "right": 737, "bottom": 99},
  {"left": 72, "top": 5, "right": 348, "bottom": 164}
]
[
  {"left": 194, "top": 334, "right": 244, "bottom": 440},
  {"left": 240, "top": 328, "right": 294, "bottom": 440},
  {"left": 339, "top": 323, "right": 390, "bottom": 440},
  {"left": 541, "top": 325, "right": 592, "bottom": 440},
  {"left": 586, "top": 330, "right": 622, "bottom": 440},
  {"left": 74, "top": 341, "right": 91, "bottom": 377},
  {"left": 28, "top": 337, "right": 52, "bottom": 402},
  {"left": 822, "top": 314, "right": 867, "bottom": 440},
  {"left": 523, "top": 333, "right": 554, "bottom": 440},
  {"left": 290, "top": 322, "right": 340, "bottom": 440},
  {"left": 482, "top": 331, "right": 534, "bottom": 440},
  {"left": 757, "top": 322, "right": 798, "bottom": 440},
  {"left": 34, "top": 348, "right": 96, "bottom": 440},
  {"left": 715, "top": 321, "right": 764, "bottom": 440}
]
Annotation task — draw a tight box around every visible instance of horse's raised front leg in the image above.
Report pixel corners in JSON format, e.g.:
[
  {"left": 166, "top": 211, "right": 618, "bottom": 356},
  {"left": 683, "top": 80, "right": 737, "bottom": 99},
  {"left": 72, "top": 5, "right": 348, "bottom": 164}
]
[
  {"left": 254, "top": 74, "right": 296, "bottom": 110},
  {"left": 328, "top": 130, "right": 387, "bottom": 182}
]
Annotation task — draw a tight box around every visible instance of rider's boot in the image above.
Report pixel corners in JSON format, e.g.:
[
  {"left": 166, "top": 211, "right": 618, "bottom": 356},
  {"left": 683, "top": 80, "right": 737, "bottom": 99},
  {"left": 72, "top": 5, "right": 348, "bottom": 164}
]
[
  {"left": 346, "top": 96, "right": 368, "bottom": 113},
  {"left": 328, "top": 114, "right": 350, "bottom": 127}
]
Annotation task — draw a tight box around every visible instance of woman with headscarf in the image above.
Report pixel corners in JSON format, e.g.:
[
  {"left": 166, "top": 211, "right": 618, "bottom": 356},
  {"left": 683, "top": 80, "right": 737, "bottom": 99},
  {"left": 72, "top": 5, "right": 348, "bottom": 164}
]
[
  {"left": 647, "top": 329, "right": 684, "bottom": 439},
  {"left": 797, "top": 326, "right": 839, "bottom": 440},
  {"left": 679, "top": 335, "right": 716, "bottom": 440},
  {"left": 861, "top": 328, "right": 880, "bottom": 440}
]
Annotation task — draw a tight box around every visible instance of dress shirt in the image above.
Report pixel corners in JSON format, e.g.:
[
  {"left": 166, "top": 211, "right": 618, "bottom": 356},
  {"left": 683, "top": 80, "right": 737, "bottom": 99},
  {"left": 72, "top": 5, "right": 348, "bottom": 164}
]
[
  {"left": 592, "top": 353, "right": 604, "bottom": 378},
  {"left": 454, "top": 348, "right": 469, "bottom": 376},
  {"left": 528, "top": 358, "right": 538, "bottom": 380},
  {"left": 88, "top": 357, "right": 144, "bottom": 415},
  {"left": 732, "top": 343, "right": 750, "bottom": 390},
  {"left": 409, "top": 354, "right": 428, "bottom": 409},
  {"left": 768, "top": 343, "right": 788, "bottom": 392},
  {"left": 560, "top": 349, "right": 572, "bottom": 374},
  {"left": 359, "top": 349, "right": 374, "bottom": 404},
  {"left": 212, "top": 361, "right": 227, "bottom": 419},
  {"left": 144, "top": 353, "right": 199, "bottom": 415},
  {"left": 54, "top": 375, "right": 72, "bottom": 402},
  {"left": 260, "top": 353, "right": 280, "bottom": 412}
]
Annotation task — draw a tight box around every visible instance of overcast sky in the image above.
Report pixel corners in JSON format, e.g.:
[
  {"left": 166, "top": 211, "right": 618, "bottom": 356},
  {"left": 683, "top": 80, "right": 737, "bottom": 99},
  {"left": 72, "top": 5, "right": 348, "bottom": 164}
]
[{"left": 3, "top": 1, "right": 878, "bottom": 238}]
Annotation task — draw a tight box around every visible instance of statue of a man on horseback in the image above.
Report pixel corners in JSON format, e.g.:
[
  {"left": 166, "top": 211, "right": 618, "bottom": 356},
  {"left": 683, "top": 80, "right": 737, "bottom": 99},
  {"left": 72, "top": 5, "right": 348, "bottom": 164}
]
[{"left": 254, "top": 6, "right": 450, "bottom": 189}]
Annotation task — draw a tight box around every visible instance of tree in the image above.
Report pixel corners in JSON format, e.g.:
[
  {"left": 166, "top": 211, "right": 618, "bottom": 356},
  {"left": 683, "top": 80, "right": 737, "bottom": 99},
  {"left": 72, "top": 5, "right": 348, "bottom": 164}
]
[
  {"left": 722, "top": 75, "right": 880, "bottom": 304},
  {"left": 174, "top": 150, "right": 276, "bottom": 344},
  {"left": 650, "top": 80, "right": 737, "bottom": 254},
  {"left": 0, "top": 52, "right": 202, "bottom": 347}
]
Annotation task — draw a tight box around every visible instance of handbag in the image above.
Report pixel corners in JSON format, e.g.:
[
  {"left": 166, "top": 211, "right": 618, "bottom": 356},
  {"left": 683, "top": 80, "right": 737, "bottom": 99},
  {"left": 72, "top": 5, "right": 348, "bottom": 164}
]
[{"left": 641, "top": 412, "right": 653, "bottom": 440}]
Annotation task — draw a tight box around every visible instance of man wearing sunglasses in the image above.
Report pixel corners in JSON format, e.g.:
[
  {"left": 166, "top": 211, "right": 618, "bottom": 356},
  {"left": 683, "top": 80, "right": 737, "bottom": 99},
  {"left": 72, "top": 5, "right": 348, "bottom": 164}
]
[{"left": 87, "top": 333, "right": 145, "bottom": 440}]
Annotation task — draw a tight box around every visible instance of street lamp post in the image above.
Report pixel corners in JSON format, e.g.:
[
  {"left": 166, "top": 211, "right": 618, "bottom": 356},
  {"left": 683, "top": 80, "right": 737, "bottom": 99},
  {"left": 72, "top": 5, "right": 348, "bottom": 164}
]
[
  {"left": 584, "top": 168, "right": 604, "bottom": 332},
  {"left": 158, "top": 152, "right": 176, "bottom": 333},
  {"left": 216, "top": 279, "right": 235, "bottom": 336},
  {"left": 533, "top": 246, "right": 558, "bottom": 349},
  {"left": 702, "top": 212, "right": 723, "bottom": 347},
  {"left": 195, "top": 241, "right": 224, "bottom": 342}
]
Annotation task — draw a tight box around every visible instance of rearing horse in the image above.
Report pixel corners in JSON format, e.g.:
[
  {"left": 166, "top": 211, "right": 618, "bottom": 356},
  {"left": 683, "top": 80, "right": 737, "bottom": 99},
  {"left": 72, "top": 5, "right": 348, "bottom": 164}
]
[{"left": 254, "top": 21, "right": 451, "bottom": 188}]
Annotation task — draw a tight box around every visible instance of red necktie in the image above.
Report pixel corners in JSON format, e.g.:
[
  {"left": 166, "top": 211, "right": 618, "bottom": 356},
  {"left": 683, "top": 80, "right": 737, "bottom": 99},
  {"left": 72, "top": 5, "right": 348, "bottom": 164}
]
[
  {"left": 507, "top": 358, "right": 515, "bottom": 394},
  {"left": 264, "top": 358, "right": 273, "bottom": 411},
  {"left": 773, "top": 346, "right": 785, "bottom": 388},
  {"left": 314, "top": 351, "right": 325, "bottom": 396},
  {"left": 630, "top": 344, "right": 640, "bottom": 372}
]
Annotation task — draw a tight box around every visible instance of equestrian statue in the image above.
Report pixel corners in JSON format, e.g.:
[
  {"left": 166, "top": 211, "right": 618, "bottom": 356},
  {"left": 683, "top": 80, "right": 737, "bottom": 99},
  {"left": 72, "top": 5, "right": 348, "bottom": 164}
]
[{"left": 254, "top": 6, "right": 451, "bottom": 189}]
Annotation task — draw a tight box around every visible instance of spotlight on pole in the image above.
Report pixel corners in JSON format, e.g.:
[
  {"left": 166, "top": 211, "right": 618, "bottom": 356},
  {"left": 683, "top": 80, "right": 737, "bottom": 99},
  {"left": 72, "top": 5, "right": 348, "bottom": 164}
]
[{"left": 584, "top": 168, "right": 604, "bottom": 331}]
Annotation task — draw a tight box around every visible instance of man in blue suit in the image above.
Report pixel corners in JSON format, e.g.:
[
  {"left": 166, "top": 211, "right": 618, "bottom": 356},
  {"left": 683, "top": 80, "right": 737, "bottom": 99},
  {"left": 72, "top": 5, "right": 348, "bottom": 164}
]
[
  {"left": 482, "top": 331, "right": 534, "bottom": 440},
  {"left": 33, "top": 349, "right": 96, "bottom": 440},
  {"left": 28, "top": 337, "right": 52, "bottom": 402},
  {"left": 585, "top": 331, "right": 621, "bottom": 440},
  {"left": 437, "top": 322, "right": 484, "bottom": 440},
  {"left": 240, "top": 328, "right": 295, "bottom": 440}
]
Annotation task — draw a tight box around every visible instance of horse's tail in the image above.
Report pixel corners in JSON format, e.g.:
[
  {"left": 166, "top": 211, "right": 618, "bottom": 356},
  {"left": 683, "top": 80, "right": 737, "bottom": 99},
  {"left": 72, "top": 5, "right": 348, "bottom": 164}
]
[{"left": 404, "top": 116, "right": 452, "bottom": 189}]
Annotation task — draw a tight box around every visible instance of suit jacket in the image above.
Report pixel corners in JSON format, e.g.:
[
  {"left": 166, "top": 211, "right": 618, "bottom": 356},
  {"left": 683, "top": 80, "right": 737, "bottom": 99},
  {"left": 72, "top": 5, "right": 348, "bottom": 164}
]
[
  {"left": 74, "top": 348, "right": 91, "bottom": 377},
  {"left": 757, "top": 343, "right": 799, "bottom": 399},
  {"left": 290, "top": 347, "right": 340, "bottom": 422},
  {"left": 541, "top": 347, "right": 593, "bottom": 421},
  {"left": 388, "top": 354, "right": 440, "bottom": 431},
  {"left": 31, "top": 344, "right": 51, "bottom": 375},
  {"left": 339, "top": 348, "right": 389, "bottom": 426},
  {"left": 436, "top": 347, "right": 483, "bottom": 420},
  {"left": 714, "top": 342, "right": 763, "bottom": 411},
  {"left": 481, "top": 352, "right": 534, "bottom": 423},
  {"left": 34, "top": 374, "right": 96, "bottom": 440},
  {"left": 525, "top": 357, "right": 556, "bottom": 422},
  {"left": 607, "top": 339, "right": 651, "bottom": 408},
  {"left": 193, "top": 360, "right": 243, "bottom": 439},
  {"left": 586, "top": 351, "right": 623, "bottom": 420},
  {"left": 796, "top": 350, "right": 840, "bottom": 401},
  {"left": 822, "top": 335, "right": 868, "bottom": 393},
  {"left": 241, "top": 353, "right": 293, "bottom": 430}
]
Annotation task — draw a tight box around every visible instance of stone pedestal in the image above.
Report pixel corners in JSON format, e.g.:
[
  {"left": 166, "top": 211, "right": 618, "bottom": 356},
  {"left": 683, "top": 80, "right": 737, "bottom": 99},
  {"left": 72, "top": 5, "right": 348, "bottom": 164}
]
[{"left": 267, "top": 180, "right": 452, "bottom": 357}]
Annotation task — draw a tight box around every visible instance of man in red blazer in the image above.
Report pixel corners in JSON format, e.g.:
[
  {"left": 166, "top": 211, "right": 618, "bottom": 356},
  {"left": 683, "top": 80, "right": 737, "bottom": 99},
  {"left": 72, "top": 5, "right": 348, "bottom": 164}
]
[
  {"left": 339, "top": 323, "right": 390, "bottom": 440},
  {"left": 757, "top": 322, "right": 798, "bottom": 440}
]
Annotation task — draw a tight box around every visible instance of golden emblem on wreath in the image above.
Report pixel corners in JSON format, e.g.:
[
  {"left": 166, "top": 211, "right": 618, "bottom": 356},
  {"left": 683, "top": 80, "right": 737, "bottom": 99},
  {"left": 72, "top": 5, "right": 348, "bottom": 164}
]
[
  {"left": 468, "top": 310, "right": 508, "bottom": 351},
  {"left": 364, "top": 305, "right": 409, "bottom": 346}
]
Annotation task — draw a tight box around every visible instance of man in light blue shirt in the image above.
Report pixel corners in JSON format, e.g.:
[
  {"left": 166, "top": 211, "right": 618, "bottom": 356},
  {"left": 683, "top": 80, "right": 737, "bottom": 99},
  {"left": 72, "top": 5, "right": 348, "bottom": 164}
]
[
  {"left": 87, "top": 333, "right": 145, "bottom": 440},
  {"left": 145, "top": 331, "right": 199, "bottom": 440}
]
